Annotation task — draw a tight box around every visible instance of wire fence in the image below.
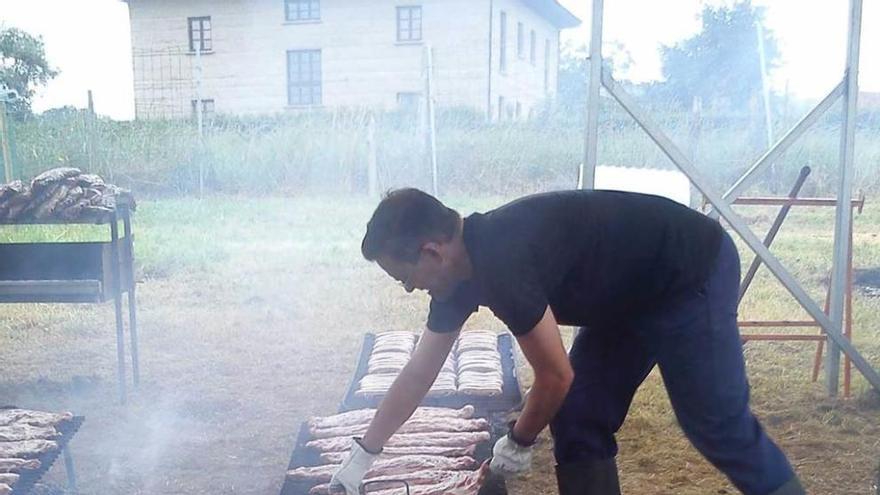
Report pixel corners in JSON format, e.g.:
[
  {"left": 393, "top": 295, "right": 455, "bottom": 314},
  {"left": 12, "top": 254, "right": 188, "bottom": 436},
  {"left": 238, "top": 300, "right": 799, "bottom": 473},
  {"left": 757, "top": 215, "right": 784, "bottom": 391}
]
[
  {"left": 132, "top": 48, "right": 199, "bottom": 120},
  {"left": 2, "top": 43, "right": 879, "bottom": 199}
]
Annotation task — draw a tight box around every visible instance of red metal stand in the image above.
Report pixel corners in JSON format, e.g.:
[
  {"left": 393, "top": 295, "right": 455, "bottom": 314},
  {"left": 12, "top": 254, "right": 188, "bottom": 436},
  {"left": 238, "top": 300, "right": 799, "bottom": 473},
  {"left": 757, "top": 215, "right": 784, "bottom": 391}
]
[{"left": 727, "top": 169, "right": 864, "bottom": 397}]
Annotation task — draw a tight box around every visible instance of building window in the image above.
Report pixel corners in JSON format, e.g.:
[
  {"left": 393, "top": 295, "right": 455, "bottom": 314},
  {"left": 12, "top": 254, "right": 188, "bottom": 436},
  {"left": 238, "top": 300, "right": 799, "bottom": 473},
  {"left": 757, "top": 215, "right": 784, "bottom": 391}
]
[
  {"left": 397, "top": 6, "right": 422, "bottom": 42},
  {"left": 191, "top": 99, "right": 215, "bottom": 120},
  {"left": 285, "top": 0, "right": 320, "bottom": 21},
  {"left": 544, "top": 39, "right": 551, "bottom": 92},
  {"left": 397, "top": 92, "right": 421, "bottom": 115},
  {"left": 188, "top": 16, "right": 212, "bottom": 52},
  {"left": 517, "top": 22, "right": 524, "bottom": 59},
  {"left": 287, "top": 50, "right": 322, "bottom": 106},
  {"left": 530, "top": 30, "right": 536, "bottom": 65},
  {"left": 499, "top": 11, "right": 507, "bottom": 72}
]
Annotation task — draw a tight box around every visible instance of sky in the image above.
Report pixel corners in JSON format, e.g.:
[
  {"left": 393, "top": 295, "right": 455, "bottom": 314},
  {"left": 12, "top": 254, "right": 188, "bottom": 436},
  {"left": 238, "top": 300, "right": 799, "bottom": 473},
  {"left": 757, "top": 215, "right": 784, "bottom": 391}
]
[{"left": 0, "top": 0, "right": 877, "bottom": 120}]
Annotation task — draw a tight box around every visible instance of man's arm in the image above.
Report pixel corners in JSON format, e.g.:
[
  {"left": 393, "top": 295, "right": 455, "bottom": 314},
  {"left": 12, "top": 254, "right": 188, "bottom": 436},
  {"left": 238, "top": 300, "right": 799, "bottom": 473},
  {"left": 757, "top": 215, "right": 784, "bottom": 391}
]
[
  {"left": 511, "top": 306, "right": 574, "bottom": 444},
  {"left": 360, "top": 328, "right": 460, "bottom": 452}
]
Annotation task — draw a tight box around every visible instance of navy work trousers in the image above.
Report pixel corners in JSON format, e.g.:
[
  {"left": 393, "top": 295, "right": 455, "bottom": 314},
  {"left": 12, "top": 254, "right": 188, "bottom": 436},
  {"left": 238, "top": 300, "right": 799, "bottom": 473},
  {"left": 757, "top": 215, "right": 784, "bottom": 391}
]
[{"left": 549, "top": 232, "right": 796, "bottom": 495}]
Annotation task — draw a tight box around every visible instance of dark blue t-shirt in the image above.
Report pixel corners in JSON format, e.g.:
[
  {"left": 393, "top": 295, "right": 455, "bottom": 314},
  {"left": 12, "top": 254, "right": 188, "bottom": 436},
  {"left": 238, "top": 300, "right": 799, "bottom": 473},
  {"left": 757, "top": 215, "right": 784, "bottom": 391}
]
[{"left": 427, "top": 190, "right": 723, "bottom": 335}]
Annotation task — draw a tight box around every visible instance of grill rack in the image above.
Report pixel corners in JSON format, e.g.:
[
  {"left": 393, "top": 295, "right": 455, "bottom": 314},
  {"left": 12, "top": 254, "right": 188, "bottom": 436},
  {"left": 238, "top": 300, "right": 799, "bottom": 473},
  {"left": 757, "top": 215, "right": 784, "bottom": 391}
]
[
  {"left": 339, "top": 333, "right": 522, "bottom": 414},
  {"left": 280, "top": 413, "right": 509, "bottom": 495},
  {"left": 10, "top": 416, "right": 84, "bottom": 495}
]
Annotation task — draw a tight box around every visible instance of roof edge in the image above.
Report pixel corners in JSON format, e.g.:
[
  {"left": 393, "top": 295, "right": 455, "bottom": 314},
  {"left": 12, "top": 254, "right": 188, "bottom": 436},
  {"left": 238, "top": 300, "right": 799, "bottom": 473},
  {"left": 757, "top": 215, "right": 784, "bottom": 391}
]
[{"left": 523, "top": 0, "right": 581, "bottom": 29}]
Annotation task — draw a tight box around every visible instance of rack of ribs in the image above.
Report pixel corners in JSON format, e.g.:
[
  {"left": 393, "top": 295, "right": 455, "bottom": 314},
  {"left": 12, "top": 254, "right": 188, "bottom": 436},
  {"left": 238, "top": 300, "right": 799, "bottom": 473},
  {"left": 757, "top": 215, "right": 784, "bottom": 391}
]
[
  {"left": 309, "top": 417, "right": 488, "bottom": 439},
  {"left": 0, "top": 440, "right": 58, "bottom": 459},
  {"left": 307, "top": 405, "right": 474, "bottom": 431},
  {"left": 287, "top": 454, "right": 477, "bottom": 482},
  {"left": 318, "top": 444, "right": 477, "bottom": 464},
  {"left": 0, "top": 458, "right": 41, "bottom": 473},
  {"left": 0, "top": 473, "right": 19, "bottom": 494},
  {"left": 0, "top": 410, "right": 73, "bottom": 428},
  {"left": 306, "top": 431, "right": 491, "bottom": 453},
  {"left": 308, "top": 468, "right": 482, "bottom": 495},
  {"left": 0, "top": 424, "right": 61, "bottom": 442}
]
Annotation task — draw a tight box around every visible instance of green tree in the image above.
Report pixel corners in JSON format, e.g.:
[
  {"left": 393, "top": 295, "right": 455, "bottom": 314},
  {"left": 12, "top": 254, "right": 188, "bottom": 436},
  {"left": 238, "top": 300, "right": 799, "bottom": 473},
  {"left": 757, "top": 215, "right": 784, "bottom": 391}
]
[
  {"left": 659, "top": 1, "right": 778, "bottom": 110},
  {"left": 0, "top": 27, "right": 58, "bottom": 114}
]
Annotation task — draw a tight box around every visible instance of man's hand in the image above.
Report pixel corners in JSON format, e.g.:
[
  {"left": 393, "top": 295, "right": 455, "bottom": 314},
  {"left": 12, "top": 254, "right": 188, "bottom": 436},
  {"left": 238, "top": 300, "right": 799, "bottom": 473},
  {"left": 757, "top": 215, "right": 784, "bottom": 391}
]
[
  {"left": 489, "top": 430, "right": 534, "bottom": 476},
  {"left": 328, "top": 438, "right": 379, "bottom": 494}
]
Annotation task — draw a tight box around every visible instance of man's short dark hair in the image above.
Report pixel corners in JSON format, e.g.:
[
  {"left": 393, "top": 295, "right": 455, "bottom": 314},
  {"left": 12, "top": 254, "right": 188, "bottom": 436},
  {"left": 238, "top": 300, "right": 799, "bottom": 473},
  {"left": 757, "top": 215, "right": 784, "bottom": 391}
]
[{"left": 362, "top": 188, "right": 460, "bottom": 263}]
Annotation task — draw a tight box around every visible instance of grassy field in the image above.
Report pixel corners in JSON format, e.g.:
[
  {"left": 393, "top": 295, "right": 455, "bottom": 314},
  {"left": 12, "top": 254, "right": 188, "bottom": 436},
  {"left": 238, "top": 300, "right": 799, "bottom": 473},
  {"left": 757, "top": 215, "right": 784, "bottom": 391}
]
[{"left": 1, "top": 194, "right": 879, "bottom": 494}]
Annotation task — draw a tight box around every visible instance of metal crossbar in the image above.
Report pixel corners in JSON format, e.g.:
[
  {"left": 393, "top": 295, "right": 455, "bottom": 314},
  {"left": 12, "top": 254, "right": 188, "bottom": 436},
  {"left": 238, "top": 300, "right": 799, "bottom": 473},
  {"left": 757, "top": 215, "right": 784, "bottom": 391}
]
[{"left": 581, "top": 0, "right": 877, "bottom": 396}]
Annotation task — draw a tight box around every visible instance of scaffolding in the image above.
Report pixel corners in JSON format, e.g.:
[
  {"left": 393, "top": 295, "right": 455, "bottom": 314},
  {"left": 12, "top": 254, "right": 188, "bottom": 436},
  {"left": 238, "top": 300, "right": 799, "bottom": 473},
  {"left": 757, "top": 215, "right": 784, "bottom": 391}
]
[{"left": 580, "top": 0, "right": 878, "bottom": 396}]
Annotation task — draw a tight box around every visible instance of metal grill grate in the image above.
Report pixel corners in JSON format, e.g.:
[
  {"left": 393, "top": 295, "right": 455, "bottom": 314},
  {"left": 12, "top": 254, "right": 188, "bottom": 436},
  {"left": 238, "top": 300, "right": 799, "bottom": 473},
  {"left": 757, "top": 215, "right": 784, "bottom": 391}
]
[
  {"left": 280, "top": 414, "right": 508, "bottom": 495},
  {"left": 340, "top": 334, "right": 522, "bottom": 414},
  {"left": 9, "top": 416, "right": 84, "bottom": 495}
]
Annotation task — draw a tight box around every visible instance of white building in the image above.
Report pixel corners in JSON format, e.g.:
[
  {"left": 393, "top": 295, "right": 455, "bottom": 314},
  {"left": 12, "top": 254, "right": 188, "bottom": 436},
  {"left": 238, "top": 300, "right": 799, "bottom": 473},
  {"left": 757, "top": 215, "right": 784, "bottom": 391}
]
[{"left": 124, "top": 0, "right": 580, "bottom": 120}]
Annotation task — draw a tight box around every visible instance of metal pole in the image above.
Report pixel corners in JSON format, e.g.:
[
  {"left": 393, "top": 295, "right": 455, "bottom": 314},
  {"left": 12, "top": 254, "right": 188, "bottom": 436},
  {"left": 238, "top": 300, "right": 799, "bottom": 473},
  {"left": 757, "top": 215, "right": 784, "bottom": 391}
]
[
  {"left": 756, "top": 20, "right": 774, "bottom": 148},
  {"left": 732, "top": 197, "right": 863, "bottom": 208},
  {"left": 827, "top": 0, "right": 863, "bottom": 396},
  {"left": 738, "top": 166, "right": 811, "bottom": 303},
  {"left": 123, "top": 206, "right": 139, "bottom": 387},
  {"left": 367, "top": 113, "right": 379, "bottom": 198},
  {"left": 601, "top": 71, "right": 880, "bottom": 392},
  {"left": 424, "top": 45, "right": 438, "bottom": 197},
  {"left": 63, "top": 448, "right": 78, "bottom": 494},
  {"left": 110, "top": 214, "right": 127, "bottom": 404},
  {"left": 580, "top": 0, "right": 603, "bottom": 190},
  {"left": 195, "top": 45, "right": 205, "bottom": 198},
  {"left": 845, "top": 217, "right": 854, "bottom": 397}
]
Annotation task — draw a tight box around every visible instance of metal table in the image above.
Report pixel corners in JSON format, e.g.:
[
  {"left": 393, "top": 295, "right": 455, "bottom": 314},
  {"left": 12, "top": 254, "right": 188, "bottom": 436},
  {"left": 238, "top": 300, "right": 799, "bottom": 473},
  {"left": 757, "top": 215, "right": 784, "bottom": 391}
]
[{"left": 0, "top": 203, "right": 138, "bottom": 403}]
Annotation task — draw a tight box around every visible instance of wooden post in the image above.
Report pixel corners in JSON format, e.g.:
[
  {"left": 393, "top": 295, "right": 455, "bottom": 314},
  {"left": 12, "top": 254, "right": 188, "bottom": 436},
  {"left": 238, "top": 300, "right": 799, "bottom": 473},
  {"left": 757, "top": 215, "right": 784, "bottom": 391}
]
[
  {"left": 86, "top": 90, "right": 95, "bottom": 172},
  {"left": 0, "top": 100, "right": 12, "bottom": 182},
  {"left": 367, "top": 113, "right": 379, "bottom": 198}
]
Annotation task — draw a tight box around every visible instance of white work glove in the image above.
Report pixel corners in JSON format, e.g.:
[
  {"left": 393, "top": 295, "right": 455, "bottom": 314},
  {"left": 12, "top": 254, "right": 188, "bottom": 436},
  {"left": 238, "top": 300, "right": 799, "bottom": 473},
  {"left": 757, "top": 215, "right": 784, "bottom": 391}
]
[
  {"left": 329, "top": 438, "right": 380, "bottom": 494},
  {"left": 489, "top": 425, "right": 534, "bottom": 476}
]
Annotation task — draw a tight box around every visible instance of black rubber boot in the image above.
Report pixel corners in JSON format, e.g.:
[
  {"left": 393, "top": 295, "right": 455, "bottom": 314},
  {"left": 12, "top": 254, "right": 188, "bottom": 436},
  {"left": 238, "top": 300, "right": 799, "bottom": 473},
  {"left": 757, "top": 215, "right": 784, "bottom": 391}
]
[
  {"left": 555, "top": 457, "right": 621, "bottom": 495},
  {"left": 768, "top": 476, "right": 806, "bottom": 495}
]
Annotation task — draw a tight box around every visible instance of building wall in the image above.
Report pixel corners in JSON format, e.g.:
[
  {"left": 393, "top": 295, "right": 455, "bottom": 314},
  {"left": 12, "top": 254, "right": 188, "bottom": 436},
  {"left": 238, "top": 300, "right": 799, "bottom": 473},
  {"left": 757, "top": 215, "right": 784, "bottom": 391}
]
[
  {"left": 127, "top": 0, "right": 563, "bottom": 119},
  {"left": 488, "top": 0, "right": 559, "bottom": 121}
]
